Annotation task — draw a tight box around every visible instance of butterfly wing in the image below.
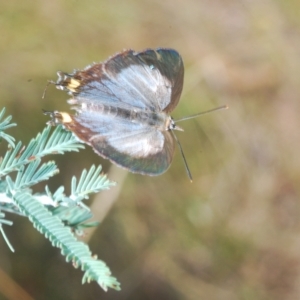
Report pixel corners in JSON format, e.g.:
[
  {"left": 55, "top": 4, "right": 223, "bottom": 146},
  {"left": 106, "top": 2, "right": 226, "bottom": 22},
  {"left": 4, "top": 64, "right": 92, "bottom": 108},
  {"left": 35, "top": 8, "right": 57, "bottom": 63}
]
[
  {"left": 135, "top": 48, "right": 184, "bottom": 113},
  {"left": 57, "top": 48, "right": 184, "bottom": 113},
  {"left": 58, "top": 111, "right": 175, "bottom": 175}
]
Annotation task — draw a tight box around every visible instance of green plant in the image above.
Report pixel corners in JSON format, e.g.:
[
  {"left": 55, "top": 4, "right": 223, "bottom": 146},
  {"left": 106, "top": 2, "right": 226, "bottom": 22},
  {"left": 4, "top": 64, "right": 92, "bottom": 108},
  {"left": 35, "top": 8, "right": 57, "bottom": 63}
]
[{"left": 0, "top": 108, "right": 120, "bottom": 291}]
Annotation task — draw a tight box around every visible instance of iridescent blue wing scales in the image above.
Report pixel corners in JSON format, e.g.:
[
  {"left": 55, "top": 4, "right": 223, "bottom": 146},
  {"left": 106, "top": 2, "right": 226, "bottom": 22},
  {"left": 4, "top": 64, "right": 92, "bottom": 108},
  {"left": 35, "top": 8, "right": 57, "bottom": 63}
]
[{"left": 58, "top": 48, "right": 183, "bottom": 112}]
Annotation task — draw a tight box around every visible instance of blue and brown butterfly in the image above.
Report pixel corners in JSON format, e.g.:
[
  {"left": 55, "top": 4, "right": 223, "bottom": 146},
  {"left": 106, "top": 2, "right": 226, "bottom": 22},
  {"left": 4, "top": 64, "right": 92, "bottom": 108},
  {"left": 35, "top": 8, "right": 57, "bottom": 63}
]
[{"left": 45, "top": 48, "right": 227, "bottom": 180}]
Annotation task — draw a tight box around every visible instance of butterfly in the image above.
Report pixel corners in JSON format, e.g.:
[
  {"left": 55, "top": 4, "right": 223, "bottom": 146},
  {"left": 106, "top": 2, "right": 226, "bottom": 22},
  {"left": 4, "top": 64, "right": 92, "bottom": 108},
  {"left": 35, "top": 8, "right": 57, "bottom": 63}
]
[{"left": 45, "top": 48, "right": 226, "bottom": 181}]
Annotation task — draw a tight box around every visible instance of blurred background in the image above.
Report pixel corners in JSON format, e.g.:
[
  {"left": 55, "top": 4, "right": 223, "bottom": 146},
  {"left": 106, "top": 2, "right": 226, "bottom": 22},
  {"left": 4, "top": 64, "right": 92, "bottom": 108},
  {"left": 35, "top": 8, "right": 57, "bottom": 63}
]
[{"left": 1, "top": 0, "right": 300, "bottom": 299}]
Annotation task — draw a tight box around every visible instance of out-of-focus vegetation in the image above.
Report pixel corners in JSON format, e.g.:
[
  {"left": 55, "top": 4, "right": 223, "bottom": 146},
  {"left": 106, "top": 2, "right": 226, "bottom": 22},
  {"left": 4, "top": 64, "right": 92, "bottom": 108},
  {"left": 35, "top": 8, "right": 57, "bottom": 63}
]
[{"left": 1, "top": 0, "right": 300, "bottom": 299}]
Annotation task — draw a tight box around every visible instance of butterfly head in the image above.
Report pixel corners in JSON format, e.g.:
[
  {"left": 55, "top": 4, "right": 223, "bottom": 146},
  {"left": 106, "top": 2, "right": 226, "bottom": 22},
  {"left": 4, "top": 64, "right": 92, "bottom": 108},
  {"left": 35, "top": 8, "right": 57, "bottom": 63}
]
[{"left": 168, "top": 117, "right": 184, "bottom": 132}]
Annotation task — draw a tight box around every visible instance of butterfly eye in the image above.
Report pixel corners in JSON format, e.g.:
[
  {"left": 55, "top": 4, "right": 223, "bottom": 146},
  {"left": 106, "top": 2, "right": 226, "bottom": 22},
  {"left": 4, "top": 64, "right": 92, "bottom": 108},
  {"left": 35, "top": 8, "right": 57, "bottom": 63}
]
[{"left": 168, "top": 119, "right": 176, "bottom": 130}]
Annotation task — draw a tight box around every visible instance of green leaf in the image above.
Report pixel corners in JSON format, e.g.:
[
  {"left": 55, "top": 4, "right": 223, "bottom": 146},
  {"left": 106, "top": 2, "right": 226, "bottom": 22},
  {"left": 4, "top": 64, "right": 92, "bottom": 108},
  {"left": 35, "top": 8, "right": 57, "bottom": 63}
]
[
  {"left": 0, "top": 108, "right": 16, "bottom": 148},
  {"left": 71, "top": 165, "right": 115, "bottom": 203},
  {"left": 13, "top": 192, "right": 121, "bottom": 291},
  {"left": 0, "top": 125, "right": 84, "bottom": 177}
]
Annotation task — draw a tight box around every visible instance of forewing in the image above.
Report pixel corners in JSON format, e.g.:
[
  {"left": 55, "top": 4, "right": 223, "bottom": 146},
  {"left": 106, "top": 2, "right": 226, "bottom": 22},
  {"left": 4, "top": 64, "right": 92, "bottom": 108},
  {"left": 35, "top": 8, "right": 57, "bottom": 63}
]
[{"left": 56, "top": 48, "right": 184, "bottom": 113}]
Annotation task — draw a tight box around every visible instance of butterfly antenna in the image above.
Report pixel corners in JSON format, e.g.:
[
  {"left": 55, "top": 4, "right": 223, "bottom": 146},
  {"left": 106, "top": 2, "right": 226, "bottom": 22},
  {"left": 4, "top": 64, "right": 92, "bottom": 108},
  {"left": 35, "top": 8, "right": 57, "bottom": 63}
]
[
  {"left": 175, "top": 105, "right": 228, "bottom": 123},
  {"left": 171, "top": 130, "right": 193, "bottom": 182},
  {"left": 42, "top": 80, "right": 56, "bottom": 99}
]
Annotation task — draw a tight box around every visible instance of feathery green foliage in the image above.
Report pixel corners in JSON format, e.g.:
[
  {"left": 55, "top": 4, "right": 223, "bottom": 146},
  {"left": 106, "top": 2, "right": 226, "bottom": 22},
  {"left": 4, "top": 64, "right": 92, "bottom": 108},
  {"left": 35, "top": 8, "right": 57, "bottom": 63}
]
[
  {"left": 0, "top": 124, "right": 84, "bottom": 177},
  {"left": 0, "top": 108, "right": 16, "bottom": 148},
  {"left": 0, "top": 108, "right": 121, "bottom": 291},
  {"left": 13, "top": 192, "right": 120, "bottom": 291}
]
